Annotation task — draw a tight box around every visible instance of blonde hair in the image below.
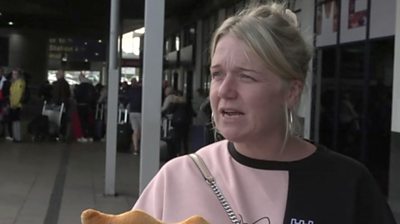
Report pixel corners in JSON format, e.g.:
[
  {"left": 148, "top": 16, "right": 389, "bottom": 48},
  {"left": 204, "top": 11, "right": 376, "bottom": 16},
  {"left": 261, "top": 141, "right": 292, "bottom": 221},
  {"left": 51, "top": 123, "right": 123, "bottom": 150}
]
[
  {"left": 210, "top": 1, "right": 312, "bottom": 83},
  {"left": 210, "top": 1, "right": 312, "bottom": 145}
]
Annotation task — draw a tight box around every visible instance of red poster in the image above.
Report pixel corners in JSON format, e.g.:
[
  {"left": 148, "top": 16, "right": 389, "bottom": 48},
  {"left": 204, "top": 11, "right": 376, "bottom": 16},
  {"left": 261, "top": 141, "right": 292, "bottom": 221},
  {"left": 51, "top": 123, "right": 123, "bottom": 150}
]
[{"left": 348, "top": 0, "right": 367, "bottom": 29}]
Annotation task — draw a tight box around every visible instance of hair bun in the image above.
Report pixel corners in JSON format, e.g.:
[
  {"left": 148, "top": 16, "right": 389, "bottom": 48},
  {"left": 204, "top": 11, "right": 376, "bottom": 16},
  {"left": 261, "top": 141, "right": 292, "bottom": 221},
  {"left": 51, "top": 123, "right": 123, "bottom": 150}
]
[{"left": 285, "top": 9, "right": 299, "bottom": 28}]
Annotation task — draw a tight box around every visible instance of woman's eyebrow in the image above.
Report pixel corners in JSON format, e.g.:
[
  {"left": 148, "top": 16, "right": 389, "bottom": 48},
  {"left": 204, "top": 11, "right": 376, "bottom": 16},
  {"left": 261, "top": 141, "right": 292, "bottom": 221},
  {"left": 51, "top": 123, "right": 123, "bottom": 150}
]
[
  {"left": 210, "top": 64, "right": 222, "bottom": 70},
  {"left": 236, "top": 66, "right": 261, "bottom": 74}
]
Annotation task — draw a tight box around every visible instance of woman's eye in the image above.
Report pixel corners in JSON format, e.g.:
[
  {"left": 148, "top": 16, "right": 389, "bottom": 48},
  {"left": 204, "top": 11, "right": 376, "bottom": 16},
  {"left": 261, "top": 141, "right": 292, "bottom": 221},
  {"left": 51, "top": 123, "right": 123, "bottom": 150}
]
[
  {"left": 211, "top": 72, "right": 222, "bottom": 79},
  {"left": 240, "top": 74, "right": 256, "bottom": 81}
]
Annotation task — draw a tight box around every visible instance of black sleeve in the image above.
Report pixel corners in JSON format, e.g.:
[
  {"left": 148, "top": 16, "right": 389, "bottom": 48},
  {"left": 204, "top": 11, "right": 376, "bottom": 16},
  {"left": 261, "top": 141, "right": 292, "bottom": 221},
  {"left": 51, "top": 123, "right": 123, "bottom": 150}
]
[{"left": 355, "top": 167, "right": 397, "bottom": 224}]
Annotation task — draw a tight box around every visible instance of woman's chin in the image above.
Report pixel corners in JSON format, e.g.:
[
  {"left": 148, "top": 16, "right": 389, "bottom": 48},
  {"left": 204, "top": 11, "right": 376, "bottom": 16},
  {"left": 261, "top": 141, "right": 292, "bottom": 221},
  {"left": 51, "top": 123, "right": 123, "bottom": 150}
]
[{"left": 218, "top": 129, "right": 246, "bottom": 142}]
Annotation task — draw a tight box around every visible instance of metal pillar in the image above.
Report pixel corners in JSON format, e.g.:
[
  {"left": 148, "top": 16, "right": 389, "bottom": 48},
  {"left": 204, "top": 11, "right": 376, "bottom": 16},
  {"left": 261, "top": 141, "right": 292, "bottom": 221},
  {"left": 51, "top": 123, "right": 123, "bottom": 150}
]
[
  {"left": 104, "top": 0, "right": 120, "bottom": 196},
  {"left": 389, "top": 0, "right": 400, "bottom": 219},
  {"left": 139, "top": 0, "right": 165, "bottom": 194}
]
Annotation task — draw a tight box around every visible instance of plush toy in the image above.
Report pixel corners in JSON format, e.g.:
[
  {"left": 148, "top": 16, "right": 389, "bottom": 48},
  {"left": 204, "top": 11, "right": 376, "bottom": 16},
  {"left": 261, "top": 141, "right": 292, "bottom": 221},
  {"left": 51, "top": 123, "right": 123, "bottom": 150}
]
[{"left": 81, "top": 208, "right": 210, "bottom": 224}]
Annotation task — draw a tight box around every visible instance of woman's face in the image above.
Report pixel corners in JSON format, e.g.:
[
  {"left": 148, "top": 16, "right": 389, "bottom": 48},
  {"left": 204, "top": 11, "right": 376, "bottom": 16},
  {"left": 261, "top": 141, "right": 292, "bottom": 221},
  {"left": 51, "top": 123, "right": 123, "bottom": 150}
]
[
  {"left": 210, "top": 34, "right": 290, "bottom": 143},
  {"left": 12, "top": 70, "right": 19, "bottom": 80}
]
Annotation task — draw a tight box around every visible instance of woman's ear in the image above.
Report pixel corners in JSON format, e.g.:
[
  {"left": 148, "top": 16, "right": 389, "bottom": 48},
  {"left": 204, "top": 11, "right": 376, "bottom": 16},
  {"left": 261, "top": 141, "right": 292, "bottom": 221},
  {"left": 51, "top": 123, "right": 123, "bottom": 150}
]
[{"left": 286, "top": 80, "right": 303, "bottom": 109}]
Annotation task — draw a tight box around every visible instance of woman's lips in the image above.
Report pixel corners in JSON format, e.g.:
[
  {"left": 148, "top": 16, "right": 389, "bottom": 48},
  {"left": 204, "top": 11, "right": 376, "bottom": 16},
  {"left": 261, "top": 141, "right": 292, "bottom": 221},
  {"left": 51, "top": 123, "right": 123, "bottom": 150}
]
[{"left": 220, "top": 108, "right": 244, "bottom": 117}]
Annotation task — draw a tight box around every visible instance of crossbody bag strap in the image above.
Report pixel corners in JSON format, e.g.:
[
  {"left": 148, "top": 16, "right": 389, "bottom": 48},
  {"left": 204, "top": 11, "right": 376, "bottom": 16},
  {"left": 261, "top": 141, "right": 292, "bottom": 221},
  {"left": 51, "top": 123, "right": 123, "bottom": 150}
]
[{"left": 189, "top": 153, "right": 240, "bottom": 224}]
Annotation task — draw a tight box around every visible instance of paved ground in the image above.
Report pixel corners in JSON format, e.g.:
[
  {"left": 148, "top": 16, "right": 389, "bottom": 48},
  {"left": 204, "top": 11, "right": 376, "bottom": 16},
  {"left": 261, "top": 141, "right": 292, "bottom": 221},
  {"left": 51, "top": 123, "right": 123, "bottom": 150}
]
[{"left": 0, "top": 141, "right": 139, "bottom": 224}]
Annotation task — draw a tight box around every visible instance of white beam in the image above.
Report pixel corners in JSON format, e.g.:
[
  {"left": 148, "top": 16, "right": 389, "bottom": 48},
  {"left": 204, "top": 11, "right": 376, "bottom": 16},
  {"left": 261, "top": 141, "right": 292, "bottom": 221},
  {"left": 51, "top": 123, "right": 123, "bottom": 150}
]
[
  {"left": 104, "top": 0, "right": 120, "bottom": 196},
  {"left": 139, "top": 0, "right": 165, "bottom": 194},
  {"left": 391, "top": 0, "right": 400, "bottom": 133}
]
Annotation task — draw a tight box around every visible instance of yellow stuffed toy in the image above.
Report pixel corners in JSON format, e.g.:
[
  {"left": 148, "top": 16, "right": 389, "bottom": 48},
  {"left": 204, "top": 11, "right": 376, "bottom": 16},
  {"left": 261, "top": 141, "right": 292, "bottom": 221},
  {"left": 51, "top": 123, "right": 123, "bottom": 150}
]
[{"left": 81, "top": 208, "right": 210, "bottom": 224}]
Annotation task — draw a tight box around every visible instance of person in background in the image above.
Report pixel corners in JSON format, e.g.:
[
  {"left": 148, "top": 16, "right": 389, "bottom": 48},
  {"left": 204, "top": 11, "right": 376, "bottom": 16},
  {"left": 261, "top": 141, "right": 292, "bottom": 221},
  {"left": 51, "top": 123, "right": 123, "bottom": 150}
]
[
  {"left": 169, "top": 90, "right": 191, "bottom": 156},
  {"left": 51, "top": 69, "right": 71, "bottom": 141},
  {"left": 38, "top": 80, "right": 53, "bottom": 103},
  {"left": 74, "top": 73, "right": 96, "bottom": 142},
  {"left": 161, "top": 80, "right": 170, "bottom": 105},
  {"left": 0, "top": 67, "right": 11, "bottom": 138},
  {"left": 7, "top": 69, "right": 25, "bottom": 142},
  {"left": 52, "top": 70, "right": 70, "bottom": 106},
  {"left": 118, "top": 81, "right": 129, "bottom": 107},
  {"left": 133, "top": 2, "right": 396, "bottom": 223},
  {"left": 161, "top": 86, "right": 177, "bottom": 115},
  {"left": 97, "top": 85, "right": 107, "bottom": 105},
  {"left": 127, "top": 78, "right": 142, "bottom": 155},
  {"left": 192, "top": 88, "right": 207, "bottom": 126}
]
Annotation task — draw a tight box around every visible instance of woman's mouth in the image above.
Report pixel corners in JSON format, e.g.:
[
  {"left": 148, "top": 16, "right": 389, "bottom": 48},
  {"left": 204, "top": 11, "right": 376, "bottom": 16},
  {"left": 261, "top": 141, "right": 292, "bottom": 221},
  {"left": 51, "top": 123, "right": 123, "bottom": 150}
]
[{"left": 221, "top": 109, "right": 244, "bottom": 117}]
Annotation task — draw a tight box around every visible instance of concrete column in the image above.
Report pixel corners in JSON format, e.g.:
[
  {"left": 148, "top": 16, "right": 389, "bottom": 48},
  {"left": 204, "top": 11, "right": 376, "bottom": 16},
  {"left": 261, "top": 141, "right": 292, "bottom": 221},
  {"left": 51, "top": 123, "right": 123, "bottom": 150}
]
[
  {"left": 104, "top": 0, "right": 120, "bottom": 196},
  {"left": 389, "top": 0, "right": 400, "bottom": 221},
  {"left": 139, "top": 0, "right": 165, "bottom": 193}
]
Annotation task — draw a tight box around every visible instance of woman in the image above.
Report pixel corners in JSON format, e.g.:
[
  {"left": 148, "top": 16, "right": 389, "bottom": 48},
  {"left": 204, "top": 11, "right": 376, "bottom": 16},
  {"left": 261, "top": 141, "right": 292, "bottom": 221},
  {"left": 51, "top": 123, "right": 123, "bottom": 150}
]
[
  {"left": 8, "top": 69, "right": 26, "bottom": 142},
  {"left": 133, "top": 2, "right": 396, "bottom": 224}
]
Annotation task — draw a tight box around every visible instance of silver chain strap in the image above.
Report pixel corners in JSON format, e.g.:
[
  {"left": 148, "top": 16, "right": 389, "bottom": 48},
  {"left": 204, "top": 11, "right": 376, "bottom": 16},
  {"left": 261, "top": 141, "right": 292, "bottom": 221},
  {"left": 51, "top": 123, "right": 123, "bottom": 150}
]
[{"left": 189, "top": 154, "right": 240, "bottom": 224}]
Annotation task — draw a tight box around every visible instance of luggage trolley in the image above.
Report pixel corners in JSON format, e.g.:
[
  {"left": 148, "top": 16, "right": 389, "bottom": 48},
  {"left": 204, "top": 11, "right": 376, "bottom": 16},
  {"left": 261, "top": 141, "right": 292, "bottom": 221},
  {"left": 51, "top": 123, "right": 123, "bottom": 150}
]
[{"left": 41, "top": 101, "right": 64, "bottom": 137}]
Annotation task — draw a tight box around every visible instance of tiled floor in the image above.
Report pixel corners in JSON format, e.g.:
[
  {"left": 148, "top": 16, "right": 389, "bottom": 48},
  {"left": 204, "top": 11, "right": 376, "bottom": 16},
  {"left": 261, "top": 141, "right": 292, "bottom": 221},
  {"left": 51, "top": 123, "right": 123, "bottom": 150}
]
[{"left": 0, "top": 141, "right": 139, "bottom": 224}]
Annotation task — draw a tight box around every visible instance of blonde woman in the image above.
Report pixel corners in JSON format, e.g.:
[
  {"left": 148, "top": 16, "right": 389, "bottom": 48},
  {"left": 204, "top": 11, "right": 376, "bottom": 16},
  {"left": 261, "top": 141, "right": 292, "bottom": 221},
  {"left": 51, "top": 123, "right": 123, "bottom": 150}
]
[{"left": 133, "top": 2, "right": 396, "bottom": 223}]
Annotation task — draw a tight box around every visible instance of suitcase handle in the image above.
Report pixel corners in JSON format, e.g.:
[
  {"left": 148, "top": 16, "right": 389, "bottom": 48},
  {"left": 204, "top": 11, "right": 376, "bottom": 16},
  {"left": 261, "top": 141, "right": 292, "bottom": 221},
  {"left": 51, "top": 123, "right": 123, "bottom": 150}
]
[{"left": 118, "top": 107, "right": 128, "bottom": 124}]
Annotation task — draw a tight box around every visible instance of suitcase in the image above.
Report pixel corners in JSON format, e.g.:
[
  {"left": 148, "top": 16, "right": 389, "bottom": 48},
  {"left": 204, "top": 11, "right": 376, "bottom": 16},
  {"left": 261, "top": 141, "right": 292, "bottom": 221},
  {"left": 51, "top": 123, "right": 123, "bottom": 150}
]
[
  {"left": 117, "top": 107, "right": 132, "bottom": 153},
  {"left": 161, "top": 115, "right": 178, "bottom": 160},
  {"left": 71, "top": 110, "right": 83, "bottom": 140}
]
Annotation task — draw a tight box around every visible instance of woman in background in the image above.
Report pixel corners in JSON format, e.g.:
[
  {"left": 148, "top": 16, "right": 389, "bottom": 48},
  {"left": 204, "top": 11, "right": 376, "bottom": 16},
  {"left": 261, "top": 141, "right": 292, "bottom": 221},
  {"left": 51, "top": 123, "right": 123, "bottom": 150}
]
[{"left": 8, "top": 69, "right": 25, "bottom": 142}]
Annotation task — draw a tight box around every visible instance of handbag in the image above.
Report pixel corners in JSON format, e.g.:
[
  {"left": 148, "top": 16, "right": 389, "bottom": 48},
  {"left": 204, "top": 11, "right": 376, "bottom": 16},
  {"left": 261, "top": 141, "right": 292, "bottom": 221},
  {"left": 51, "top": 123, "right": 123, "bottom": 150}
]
[{"left": 189, "top": 153, "right": 240, "bottom": 224}]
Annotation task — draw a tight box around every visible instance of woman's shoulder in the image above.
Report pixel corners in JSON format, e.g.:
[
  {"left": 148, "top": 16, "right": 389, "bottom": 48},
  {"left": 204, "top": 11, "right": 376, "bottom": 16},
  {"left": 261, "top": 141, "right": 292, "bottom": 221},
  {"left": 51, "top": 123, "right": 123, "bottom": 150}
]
[{"left": 311, "top": 144, "right": 371, "bottom": 177}]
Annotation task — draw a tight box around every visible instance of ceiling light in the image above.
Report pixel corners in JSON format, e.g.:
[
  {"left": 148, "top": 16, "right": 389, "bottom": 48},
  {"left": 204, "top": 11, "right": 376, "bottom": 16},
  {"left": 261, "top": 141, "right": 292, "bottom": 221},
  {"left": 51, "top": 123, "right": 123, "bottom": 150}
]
[
  {"left": 0, "top": 12, "right": 3, "bottom": 16},
  {"left": 84, "top": 42, "right": 88, "bottom": 45},
  {"left": 95, "top": 52, "right": 99, "bottom": 56},
  {"left": 98, "top": 39, "right": 102, "bottom": 43},
  {"left": 84, "top": 59, "right": 88, "bottom": 62},
  {"left": 8, "top": 21, "right": 14, "bottom": 26}
]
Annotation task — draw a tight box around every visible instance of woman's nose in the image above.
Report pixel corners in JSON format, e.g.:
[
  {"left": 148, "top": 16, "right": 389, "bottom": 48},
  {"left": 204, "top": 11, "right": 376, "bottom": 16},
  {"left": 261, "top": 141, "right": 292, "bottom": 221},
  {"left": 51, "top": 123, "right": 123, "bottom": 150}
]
[{"left": 218, "top": 75, "right": 237, "bottom": 99}]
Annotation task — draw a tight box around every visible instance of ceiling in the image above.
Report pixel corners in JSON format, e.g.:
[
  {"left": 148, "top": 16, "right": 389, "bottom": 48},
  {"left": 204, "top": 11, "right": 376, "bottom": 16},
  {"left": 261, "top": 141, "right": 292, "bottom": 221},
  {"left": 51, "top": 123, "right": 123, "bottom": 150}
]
[{"left": 0, "top": 0, "right": 214, "bottom": 39}]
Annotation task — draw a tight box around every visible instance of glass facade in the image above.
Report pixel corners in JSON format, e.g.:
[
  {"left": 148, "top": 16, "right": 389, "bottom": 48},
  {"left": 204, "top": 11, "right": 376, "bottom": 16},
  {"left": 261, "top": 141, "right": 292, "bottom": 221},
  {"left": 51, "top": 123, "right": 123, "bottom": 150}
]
[{"left": 314, "top": 0, "right": 394, "bottom": 195}]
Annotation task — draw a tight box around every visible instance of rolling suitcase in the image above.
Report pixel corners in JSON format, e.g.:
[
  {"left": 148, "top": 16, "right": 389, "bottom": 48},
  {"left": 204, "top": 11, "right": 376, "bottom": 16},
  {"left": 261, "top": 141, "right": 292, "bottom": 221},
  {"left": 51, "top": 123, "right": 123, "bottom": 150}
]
[{"left": 117, "top": 107, "right": 132, "bottom": 153}]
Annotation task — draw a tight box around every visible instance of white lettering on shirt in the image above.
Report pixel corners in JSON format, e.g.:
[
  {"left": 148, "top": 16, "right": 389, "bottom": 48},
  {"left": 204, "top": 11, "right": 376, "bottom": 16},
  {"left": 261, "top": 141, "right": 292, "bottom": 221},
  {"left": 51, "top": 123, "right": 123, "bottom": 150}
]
[{"left": 290, "top": 218, "right": 314, "bottom": 224}]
